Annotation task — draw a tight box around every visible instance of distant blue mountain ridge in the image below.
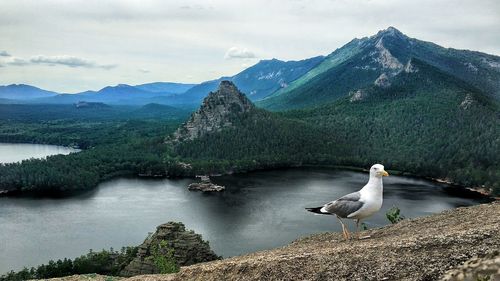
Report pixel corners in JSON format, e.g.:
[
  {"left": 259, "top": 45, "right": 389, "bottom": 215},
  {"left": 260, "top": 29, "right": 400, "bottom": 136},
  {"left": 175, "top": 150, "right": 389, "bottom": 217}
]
[{"left": 0, "top": 56, "right": 325, "bottom": 106}]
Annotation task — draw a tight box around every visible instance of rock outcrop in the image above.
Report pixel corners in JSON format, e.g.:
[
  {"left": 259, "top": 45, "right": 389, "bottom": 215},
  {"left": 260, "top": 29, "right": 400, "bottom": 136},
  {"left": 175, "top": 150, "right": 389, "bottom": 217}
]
[
  {"left": 188, "top": 176, "right": 225, "bottom": 192},
  {"left": 120, "top": 222, "right": 220, "bottom": 277},
  {"left": 172, "top": 81, "right": 253, "bottom": 142},
  {"left": 374, "top": 73, "right": 391, "bottom": 88}
]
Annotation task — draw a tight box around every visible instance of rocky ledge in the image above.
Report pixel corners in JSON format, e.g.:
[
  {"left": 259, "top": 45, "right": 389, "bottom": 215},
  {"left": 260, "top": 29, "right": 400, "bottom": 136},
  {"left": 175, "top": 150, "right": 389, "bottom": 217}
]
[{"left": 36, "top": 202, "right": 500, "bottom": 281}]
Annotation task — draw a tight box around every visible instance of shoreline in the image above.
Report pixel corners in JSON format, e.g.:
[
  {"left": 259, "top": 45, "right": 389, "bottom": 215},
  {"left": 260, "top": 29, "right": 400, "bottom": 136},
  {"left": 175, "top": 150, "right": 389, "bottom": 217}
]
[
  {"left": 307, "top": 164, "right": 496, "bottom": 198},
  {"left": 1, "top": 159, "right": 496, "bottom": 199},
  {"left": 213, "top": 163, "right": 496, "bottom": 199}
]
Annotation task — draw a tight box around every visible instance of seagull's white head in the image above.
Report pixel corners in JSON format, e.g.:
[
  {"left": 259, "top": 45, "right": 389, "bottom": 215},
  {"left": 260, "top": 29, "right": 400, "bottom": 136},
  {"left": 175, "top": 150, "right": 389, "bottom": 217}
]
[{"left": 370, "top": 164, "right": 389, "bottom": 178}]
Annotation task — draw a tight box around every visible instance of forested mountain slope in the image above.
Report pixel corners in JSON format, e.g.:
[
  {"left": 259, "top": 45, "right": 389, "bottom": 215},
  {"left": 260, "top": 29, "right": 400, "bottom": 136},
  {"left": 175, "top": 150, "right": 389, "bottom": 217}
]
[
  {"left": 163, "top": 56, "right": 324, "bottom": 105},
  {"left": 174, "top": 62, "right": 500, "bottom": 193},
  {"left": 259, "top": 27, "right": 500, "bottom": 110}
]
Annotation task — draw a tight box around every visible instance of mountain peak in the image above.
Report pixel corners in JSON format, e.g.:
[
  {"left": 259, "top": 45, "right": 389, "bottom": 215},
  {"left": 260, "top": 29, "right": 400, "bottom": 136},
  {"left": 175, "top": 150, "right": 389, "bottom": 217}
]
[
  {"left": 172, "top": 81, "right": 254, "bottom": 141},
  {"left": 373, "top": 26, "right": 408, "bottom": 44},
  {"left": 377, "top": 26, "right": 404, "bottom": 37},
  {"left": 6, "top": 83, "right": 34, "bottom": 88},
  {"left": 217, "top": 80, "right": 240, "bottom": 94}
]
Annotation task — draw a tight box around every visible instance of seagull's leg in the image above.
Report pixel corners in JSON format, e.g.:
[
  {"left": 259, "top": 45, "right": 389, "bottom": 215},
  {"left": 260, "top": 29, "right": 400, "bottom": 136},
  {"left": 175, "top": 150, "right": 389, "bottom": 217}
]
[
  {"left": 344, "top": 221, "right": 351, "bottom": 240},
  {"left": 336, "top": 216, "right": 350, "bottom": 240},
  {"left": 336, "top": 216, "right": 346, "bottom": 239}
]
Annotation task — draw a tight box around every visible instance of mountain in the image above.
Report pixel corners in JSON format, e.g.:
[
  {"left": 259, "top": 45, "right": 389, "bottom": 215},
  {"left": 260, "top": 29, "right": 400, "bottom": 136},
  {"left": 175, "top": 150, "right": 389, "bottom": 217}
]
[
  {"left": 134, "top": 82, "right": 196, "bottom": 94},
  {"left": 285, "top": 58, "right": 499, "bottom": 187},
  {"left": 259, "top": 27, "right": 500, "bottom": 110},
  {"left": 2, "top": 82, "right": 196, "bottom": 105},
  {"left": 163, "top": 56, "right": 324, "bottom": 105},
  {"left": 171, "top": 82, "right": 341, "bottom": 175},
  {"left": 0, "top": 84, "right": 59, "bottom": 100},
  {"left": 172, "top": 58, "right": 500, "bottom": 194},
  {"left": 2, "top": 56, "right": 323, "bottom": 106},
  {"left": 39, "top": 84, "right": 178, "bottom": 105}
]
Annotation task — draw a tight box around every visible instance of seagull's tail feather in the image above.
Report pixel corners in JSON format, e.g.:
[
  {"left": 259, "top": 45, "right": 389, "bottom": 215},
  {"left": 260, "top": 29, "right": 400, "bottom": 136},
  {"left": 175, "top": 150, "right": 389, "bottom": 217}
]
[{"left": 305, "top": 207, "right": 331, "bottom": 215}]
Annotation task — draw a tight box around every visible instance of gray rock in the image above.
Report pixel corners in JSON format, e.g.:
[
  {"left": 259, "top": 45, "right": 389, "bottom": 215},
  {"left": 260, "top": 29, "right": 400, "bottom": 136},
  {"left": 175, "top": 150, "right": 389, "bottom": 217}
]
[
  {"left": 441, "top": 251, "right": 500, "bottom": 281},
  {"left": 188, "top": 176, "right": 225, "bottom": 192},
  {"left": 172, "top": 81, "right": 254, "bottom": 142},
  {"left": 120, "top": 222, "right": 220, "bottom": 277}
]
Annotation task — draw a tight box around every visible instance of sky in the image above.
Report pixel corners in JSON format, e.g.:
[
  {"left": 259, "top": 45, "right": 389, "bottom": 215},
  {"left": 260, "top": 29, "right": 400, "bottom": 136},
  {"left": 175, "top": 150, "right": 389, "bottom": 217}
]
[{"left": 0, "top": 0, "right": 499, "bottom": 93}]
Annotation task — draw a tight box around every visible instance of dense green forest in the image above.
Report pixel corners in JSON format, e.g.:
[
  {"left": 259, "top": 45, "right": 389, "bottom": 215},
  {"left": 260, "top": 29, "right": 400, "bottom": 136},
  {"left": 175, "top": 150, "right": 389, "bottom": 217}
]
[
  {"left": 0, "top": 104, "right": 187, "bottom": 193},
  {"left": 176, "top": 62, "right": 500, "bottom": 194},
  {"left": 0, "top": 247, "right": 137, "bottom": 281}
]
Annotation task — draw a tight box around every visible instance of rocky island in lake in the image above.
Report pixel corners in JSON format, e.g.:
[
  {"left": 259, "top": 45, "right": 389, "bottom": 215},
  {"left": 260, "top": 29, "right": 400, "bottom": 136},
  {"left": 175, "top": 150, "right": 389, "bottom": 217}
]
[{"left": 188, "top": 175, "right": 225, "bottom": 192}]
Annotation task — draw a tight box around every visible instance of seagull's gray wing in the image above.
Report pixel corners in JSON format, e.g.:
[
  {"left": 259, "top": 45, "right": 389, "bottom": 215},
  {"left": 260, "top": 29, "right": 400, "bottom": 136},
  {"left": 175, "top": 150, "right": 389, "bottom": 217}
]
[{"left": 323, "top": 191, "right": 363, "bottom": 218}]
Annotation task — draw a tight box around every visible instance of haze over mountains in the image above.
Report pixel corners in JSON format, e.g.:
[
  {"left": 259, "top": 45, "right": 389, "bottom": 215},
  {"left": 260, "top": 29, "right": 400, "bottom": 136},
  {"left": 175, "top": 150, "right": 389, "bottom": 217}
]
[
  {"left": 0, "top": 56, "right": 324, "bottom": 106},
  {"left": 1, "top": 27, "right": 499, "bottom": 112}
]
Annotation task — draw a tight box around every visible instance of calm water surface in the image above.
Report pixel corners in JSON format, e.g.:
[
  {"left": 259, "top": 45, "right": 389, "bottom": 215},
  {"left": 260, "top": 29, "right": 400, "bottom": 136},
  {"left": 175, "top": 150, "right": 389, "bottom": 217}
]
[
  {"left": 0, "top": 167, "right": 488, "bottom": 273},
  {"left": 0, "top": 143, "right": 79, "bottom": 163}
]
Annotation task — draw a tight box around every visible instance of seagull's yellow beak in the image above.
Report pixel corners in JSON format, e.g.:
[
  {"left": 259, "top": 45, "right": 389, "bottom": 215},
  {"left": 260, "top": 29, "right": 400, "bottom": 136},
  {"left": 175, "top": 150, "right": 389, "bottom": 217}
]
[{"left": 382, "top": 170, "right": 389, "bottom": 177}]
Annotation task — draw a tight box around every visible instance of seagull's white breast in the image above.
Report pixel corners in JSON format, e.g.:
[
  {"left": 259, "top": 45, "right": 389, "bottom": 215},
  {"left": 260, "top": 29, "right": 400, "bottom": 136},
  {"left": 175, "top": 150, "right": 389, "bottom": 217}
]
[{"left": 348, "top": 179, "right": 383, "bottom": 219}]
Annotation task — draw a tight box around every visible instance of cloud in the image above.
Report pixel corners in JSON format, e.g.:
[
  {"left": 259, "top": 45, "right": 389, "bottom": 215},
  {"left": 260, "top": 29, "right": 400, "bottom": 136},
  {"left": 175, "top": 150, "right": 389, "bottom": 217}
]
[
  {"left": 29, "top": 55, "right": 116, "bottom": 69},
  {"left": 0, "top": 0, "right": 498, "bottom": 93},
  {"left": 224, "top": 47, "right": 257, "bottom": 60},
  {"left": 138, "top": 68, "right": 150, "bottom": 73},
  {"left": 0, "top": 50, "right": 10, "bottom": 57},
  {"left": 6, "top": 57, "right": 30, "bottom": 66}
]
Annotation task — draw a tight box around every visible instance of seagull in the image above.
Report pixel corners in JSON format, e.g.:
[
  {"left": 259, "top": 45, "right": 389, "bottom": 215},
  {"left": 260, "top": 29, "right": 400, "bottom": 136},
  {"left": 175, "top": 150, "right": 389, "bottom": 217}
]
[{"left": 306, "top": 164, "right": 389, "bottom": 240}]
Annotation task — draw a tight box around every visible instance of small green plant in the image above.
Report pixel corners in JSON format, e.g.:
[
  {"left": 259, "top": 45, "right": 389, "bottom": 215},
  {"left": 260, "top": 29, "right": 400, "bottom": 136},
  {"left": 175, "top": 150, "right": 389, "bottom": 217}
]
[
  {"left": 386, "top": 206, "right": 405, "bottom": 224},
  {"left": 361, "top": 222, "right": 368, "bottom": 230},
  {"left": 148, "top": 240, "right": 180, "bottom": 274}
]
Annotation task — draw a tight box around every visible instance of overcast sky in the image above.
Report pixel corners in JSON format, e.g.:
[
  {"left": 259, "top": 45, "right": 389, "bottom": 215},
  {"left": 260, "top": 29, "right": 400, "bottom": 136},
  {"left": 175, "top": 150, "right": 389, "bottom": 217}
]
[{"left": 0, "top": 0, "right": 499, "bottom": 93}]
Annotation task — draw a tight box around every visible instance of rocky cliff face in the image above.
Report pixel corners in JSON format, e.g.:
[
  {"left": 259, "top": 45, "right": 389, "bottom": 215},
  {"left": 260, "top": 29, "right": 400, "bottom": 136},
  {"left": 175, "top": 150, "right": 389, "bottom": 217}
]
[
  {"left": 172, "top": 81, "right": 254, "bottom": 142},
  {"left": 120, "top": 222, "right": 220, "bottom": 277}
]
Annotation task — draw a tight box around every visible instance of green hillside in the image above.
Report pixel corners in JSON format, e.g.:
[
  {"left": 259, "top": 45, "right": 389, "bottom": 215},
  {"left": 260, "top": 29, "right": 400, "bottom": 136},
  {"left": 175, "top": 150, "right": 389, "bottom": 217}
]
[
  {"left": 175, "top": 60, "right": 500, "bottom": 193},
  {"left": 258, "top": 27, "right": 500, "bottom": 111}
]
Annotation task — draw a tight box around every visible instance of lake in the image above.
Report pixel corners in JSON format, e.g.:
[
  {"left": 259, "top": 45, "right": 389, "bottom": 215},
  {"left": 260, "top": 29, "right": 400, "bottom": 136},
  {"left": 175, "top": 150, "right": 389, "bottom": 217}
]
[
  {"left": 0, "top": 143, "right": 80, "bottom": 164},
  {"left": 0, "top": 167, "right": 489, "bottom": 274}
]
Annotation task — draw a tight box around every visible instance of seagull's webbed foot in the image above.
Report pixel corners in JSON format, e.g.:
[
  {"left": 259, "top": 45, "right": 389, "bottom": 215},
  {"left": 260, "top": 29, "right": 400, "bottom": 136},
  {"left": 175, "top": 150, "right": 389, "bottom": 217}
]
[{"left": 345, "top": 229, "right": 351, "bottom": 240}]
